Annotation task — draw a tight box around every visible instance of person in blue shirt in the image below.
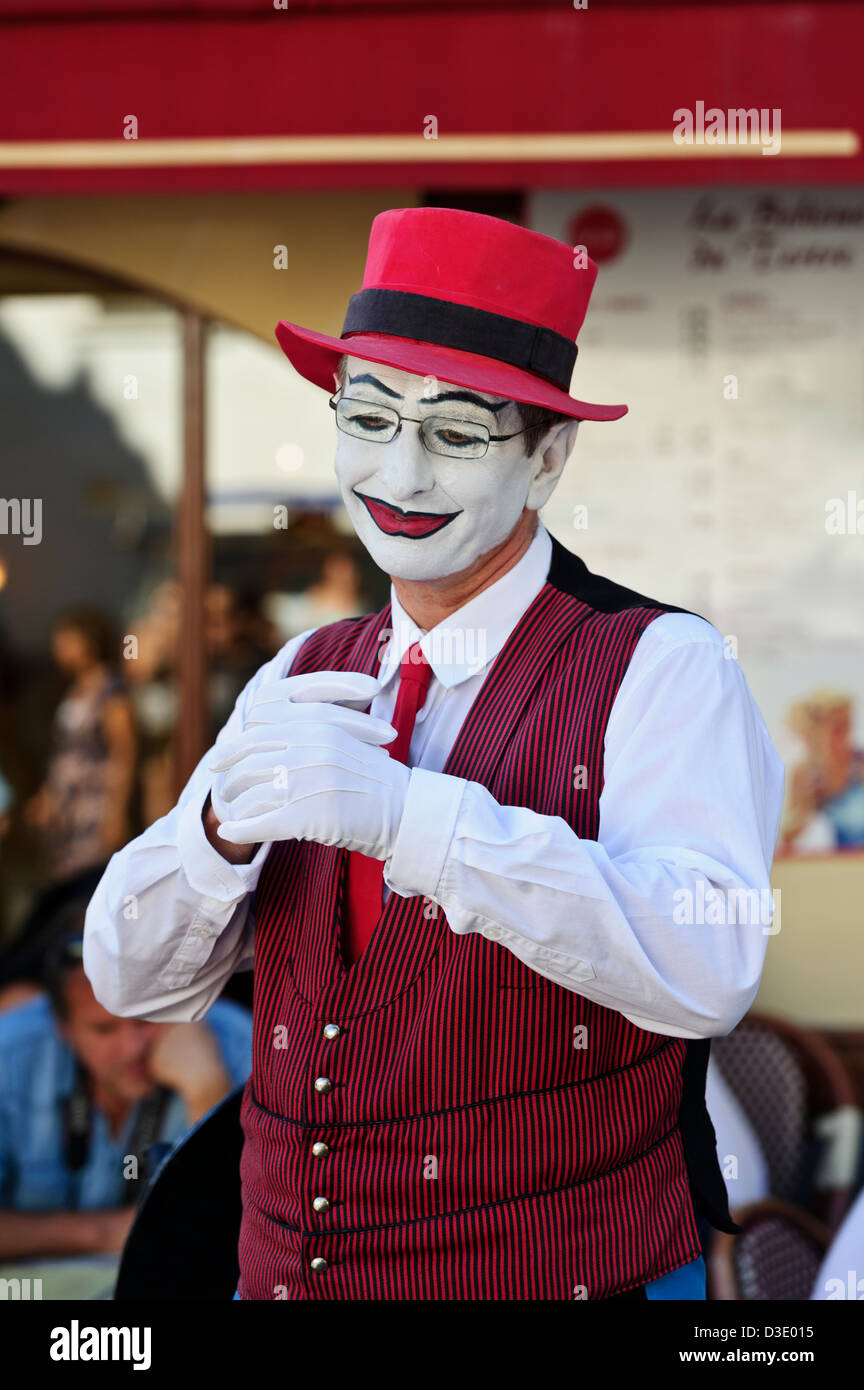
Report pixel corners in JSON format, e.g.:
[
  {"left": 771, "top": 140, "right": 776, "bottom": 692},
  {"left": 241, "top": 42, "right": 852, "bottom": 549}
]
[{"left": 0, "top": 922, "right": 251, "bottom": 1262}]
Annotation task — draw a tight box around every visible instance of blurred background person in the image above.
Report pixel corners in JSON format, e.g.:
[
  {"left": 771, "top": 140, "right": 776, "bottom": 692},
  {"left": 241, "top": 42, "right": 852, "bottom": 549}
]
[
  {"left": 205, "top": 582, "right": 280, "bottom": 741},
  {"left": 123, "top": 580, "right": 281, "bottom": 825},
  {"left": 0, "top": 906, "right": 251, "bottom": 1289},
  {"left": 780, "top": 690, "right": 864, "bottom": 854},
  {"left": 263, "top": 544, "right": 366, "bottom": 641},
  {"left": 123, "top": 579, "right": 182, "bottom": 830},
  {"left": 19, "top": 607, "right": 137, "bottom": 945}
]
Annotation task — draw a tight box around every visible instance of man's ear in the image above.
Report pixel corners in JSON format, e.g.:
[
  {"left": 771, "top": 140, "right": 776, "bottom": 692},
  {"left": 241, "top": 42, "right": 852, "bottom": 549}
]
[{"left": 526, "top": 418, "right": 581, "bottom": 510}]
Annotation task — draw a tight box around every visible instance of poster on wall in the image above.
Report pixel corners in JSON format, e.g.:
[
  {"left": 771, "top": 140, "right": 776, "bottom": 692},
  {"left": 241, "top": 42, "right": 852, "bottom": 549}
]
[{"left": 529, "top": 188, "right": 864, "bottom": 858}]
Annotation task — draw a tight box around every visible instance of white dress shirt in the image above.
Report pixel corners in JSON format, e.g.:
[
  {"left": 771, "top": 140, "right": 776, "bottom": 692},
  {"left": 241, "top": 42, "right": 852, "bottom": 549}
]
[{"left": 83, "top": 521, "right": 785, "bottom": 1039}]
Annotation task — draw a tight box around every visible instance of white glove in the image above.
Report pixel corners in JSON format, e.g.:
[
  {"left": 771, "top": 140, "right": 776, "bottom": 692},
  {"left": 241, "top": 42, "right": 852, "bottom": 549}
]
[
  {"left": 208, "top": 670, "right": 409, "bottom": 860},
  {"left": 208, "top": 670, "right": 383, "bottom": 824}
]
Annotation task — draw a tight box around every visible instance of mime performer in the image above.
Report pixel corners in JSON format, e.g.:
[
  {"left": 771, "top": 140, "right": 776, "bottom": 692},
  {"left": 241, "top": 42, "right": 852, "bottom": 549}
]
[{"left": 84, "top": 207, "right": 784, "bottom": 1301}]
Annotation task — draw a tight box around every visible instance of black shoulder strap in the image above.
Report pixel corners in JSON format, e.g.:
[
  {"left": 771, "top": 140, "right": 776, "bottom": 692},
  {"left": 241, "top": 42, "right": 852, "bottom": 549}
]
[
  {"left": 121, "top": 1085, "right": 174, "bottom": 1205},
  {"left": 63, "top": 1064, "right": 174, "bottom": 1206},
  {"left": 62, "top": 1060, "right": 92, "bottom": 1175},
  {"left": 546, "top": 531, "right": 701, "bottom": 619}
]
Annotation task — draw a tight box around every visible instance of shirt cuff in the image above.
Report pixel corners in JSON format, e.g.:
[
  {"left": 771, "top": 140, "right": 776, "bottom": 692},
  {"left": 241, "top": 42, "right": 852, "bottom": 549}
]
[
  {"left": 177, "top": 787, "right": 272, "bottom": 903},
  {"left": 385, "top": 766, "right": 467, "bottom": 901}
]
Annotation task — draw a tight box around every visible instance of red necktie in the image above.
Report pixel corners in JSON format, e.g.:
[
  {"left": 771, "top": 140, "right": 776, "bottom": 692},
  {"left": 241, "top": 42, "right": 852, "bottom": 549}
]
[{"left": 342, "top": 641, "right": 433, "bottom": 966}]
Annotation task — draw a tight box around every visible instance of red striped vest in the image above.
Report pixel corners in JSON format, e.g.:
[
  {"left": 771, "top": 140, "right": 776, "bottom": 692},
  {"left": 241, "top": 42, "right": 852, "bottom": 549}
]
[{"left": 237, "top": 535, "right": 736, "bottom": 1300}]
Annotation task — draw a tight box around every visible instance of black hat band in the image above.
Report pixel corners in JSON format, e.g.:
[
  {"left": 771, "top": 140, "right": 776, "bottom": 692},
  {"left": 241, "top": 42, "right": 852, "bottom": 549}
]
[{"left": 340, "top": 287, "right": 577, "bottom": 392}]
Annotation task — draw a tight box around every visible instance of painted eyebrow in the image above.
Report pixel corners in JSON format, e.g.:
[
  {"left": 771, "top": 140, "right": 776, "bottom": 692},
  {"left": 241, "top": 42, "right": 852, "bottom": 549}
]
[
  {"left": 346, "top": 372, "right": 509, "bottom": 415},
  {"left": 347, "top": 372, "right": 402, "bottom": 400}
]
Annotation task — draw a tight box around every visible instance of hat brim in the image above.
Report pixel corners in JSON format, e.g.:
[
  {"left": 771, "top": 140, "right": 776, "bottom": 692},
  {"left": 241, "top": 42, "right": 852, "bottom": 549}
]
[{"left": 274, "top": 321, "right": 627, "bottom": 422}]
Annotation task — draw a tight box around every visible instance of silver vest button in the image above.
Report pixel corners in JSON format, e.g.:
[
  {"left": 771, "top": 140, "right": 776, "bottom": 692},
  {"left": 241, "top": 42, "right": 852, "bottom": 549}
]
[
  {"left": 312, "top": 1196, "right": 330, "bottom": 1214},
  {"left": 314, "top": 1076, "right": 332, "bottom": 1094},
  {"left": 311, "top": 1141, "right": 330, "bottom": 1158},
  {"left": 323, "top": 1023, "right": 341, "bottom": 1040},
  {"left": 310, "top": 1256, "right": 328, "bottom": 1273}
]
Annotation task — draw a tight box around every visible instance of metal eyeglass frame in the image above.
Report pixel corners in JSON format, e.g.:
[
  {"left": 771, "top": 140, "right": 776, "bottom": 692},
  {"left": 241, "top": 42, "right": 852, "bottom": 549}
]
[{"left": 328, "top": 390, "right": 528, "bottom": 459}]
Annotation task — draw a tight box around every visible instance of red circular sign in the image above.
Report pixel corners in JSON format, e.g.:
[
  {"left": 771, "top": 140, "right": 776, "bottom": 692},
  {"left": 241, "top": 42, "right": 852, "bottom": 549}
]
[{"left": 567, "top": 205, "right": 628, "bottom": 264}]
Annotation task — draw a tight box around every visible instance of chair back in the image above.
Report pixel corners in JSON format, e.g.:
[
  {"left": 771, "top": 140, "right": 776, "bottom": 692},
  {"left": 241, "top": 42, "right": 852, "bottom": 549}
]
[
  {"left": 709, "top": 1197, "right": 832, "bottom": 1300},
  {"left": 114, "top": 1084, "right": 244, "bottom": 1300},
  {"left": 713, "top": 1012, "right": 861, "bottom": 1228}
]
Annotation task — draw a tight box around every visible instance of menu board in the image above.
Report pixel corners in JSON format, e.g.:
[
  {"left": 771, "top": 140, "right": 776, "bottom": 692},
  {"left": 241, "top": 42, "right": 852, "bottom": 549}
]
[{"left": 530, "top": 188, "right": 864, "bottom": 856}]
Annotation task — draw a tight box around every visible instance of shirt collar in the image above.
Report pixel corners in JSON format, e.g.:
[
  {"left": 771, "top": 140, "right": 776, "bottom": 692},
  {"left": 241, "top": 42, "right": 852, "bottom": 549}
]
[{"left": 379, "top": 520, "right": 553, "bottom": 690}]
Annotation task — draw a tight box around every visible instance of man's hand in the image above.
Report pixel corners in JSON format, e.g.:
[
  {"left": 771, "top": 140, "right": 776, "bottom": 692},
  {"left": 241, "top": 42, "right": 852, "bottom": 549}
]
[
  {"left": 92, "top": 1206, "right": 138, "bottom": 1254},
  {"left": 0, "top": 1206, "right": 137, "bottom": 1261},
  {"left": 208, "top": 670, "right": 407, "bottom": 861},
  {"left": 148, "top": 1021, "right": 232, "bottom": 1123}
]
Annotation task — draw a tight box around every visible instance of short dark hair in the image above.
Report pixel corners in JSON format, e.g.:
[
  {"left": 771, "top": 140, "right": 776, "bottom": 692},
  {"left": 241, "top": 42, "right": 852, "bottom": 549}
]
[
  {"left": 333, "top": 354, "right": 575, "bottom": 458},
  {"left": 41, "top": 904, "right": 89, "bottom": 1020},
  {"left": 52, "top": 605, "right": 119, "bottom": 666}
]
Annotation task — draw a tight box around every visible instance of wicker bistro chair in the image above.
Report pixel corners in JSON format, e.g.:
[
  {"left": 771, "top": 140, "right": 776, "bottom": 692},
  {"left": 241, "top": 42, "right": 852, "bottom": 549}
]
[
  {"left": 708, "top": 1197, "right": 833, "bottom": 1301},
  {"left": 711, "top": 1012, "right": 862, "bottom": 1232}
]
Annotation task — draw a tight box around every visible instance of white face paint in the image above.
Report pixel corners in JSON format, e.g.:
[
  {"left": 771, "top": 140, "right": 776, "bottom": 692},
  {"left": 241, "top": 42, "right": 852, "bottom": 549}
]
[{"left": 332, "top": 356, "right": 576, "bottom": 581}]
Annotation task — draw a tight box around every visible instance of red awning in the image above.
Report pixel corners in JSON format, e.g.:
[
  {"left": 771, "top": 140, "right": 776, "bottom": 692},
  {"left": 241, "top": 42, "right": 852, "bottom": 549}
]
[{"left": 0, "top": 1, "right": 860, "bottom": 193}]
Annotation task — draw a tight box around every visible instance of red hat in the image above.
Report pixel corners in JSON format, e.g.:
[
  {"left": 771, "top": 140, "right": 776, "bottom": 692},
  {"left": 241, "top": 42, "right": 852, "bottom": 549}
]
[{"left": 274, "top": 207, "right": 626, "bottom": 423}]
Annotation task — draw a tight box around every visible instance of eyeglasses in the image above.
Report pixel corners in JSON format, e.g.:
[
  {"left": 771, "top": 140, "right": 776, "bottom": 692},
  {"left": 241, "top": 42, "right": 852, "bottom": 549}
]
[{"left": 328, "top": 392, "right": 527, "bottom": 460}]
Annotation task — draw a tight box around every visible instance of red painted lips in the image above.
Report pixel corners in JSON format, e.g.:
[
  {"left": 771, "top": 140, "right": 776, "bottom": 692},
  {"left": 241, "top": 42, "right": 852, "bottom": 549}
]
[{"left": 355, "top": 491, "right": 461, "bottom": 538}]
